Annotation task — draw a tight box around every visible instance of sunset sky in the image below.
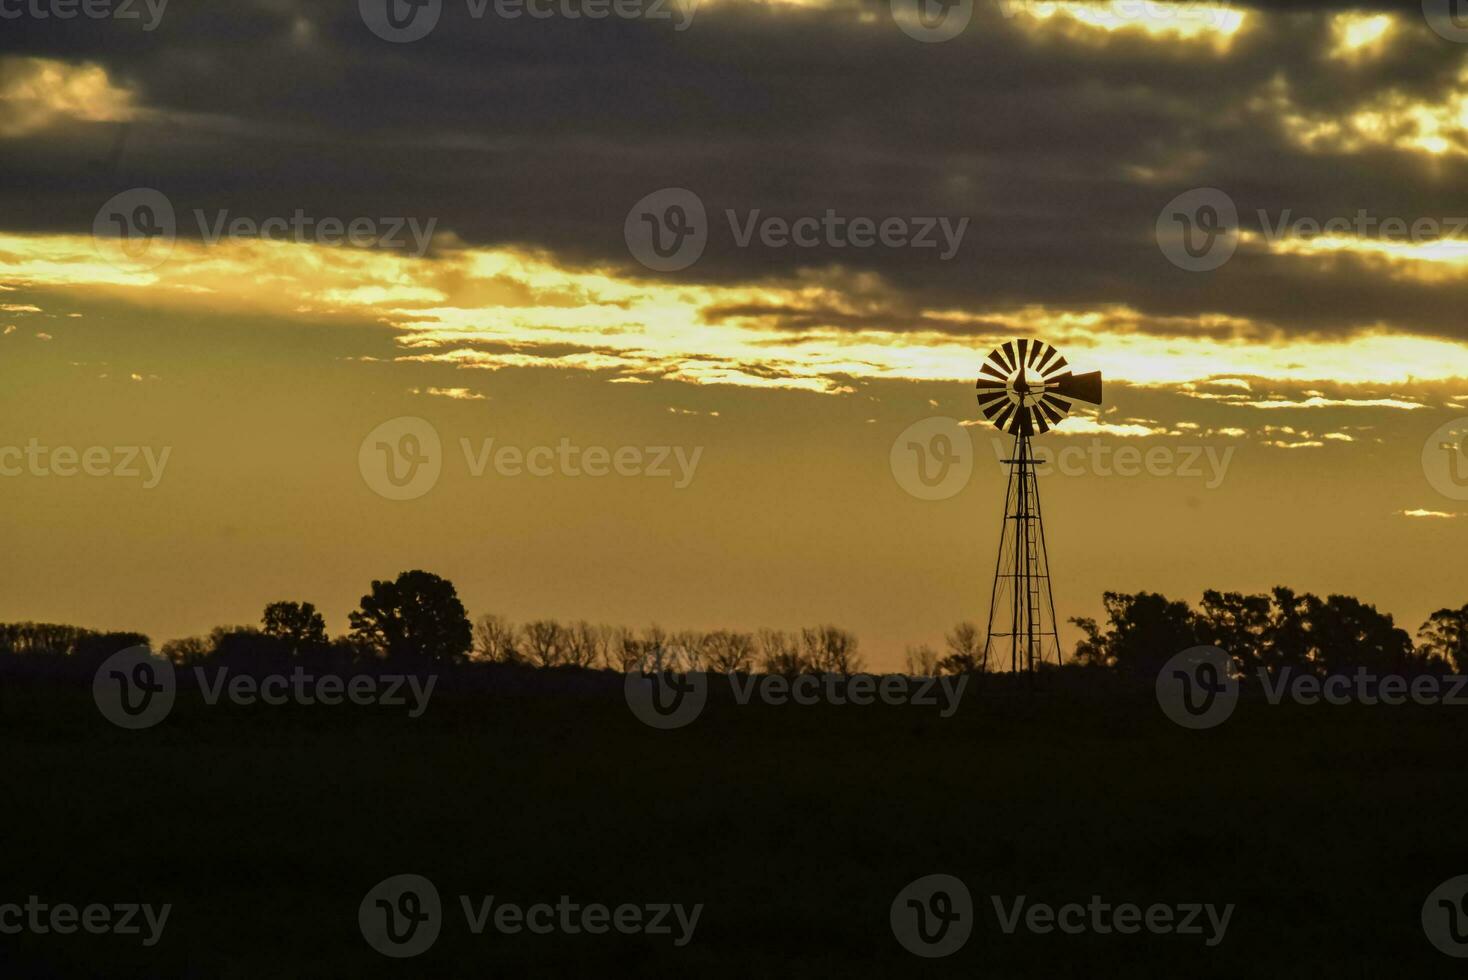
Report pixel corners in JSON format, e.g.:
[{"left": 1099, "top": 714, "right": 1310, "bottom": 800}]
[{"left": 2, "top": 1, "right": 1466, "bottom": 667}]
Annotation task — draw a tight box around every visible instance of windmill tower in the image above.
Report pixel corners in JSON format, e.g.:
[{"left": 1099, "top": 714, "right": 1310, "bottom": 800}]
[{"left": 976, "top": 339, "right": 1103, "bottom": 676}]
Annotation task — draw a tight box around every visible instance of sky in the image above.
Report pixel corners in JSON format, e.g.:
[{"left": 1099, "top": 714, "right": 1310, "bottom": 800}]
[{"left": 1, "top": 0, "right": 1466, "bottom": 668}]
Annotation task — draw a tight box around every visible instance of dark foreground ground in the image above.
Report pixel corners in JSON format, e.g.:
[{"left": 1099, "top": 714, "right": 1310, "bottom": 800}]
[{"left": 1, "top": 662, "right": 1464, "bottom": 978}]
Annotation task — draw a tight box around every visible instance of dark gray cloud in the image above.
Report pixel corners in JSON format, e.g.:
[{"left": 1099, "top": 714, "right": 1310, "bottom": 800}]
[{"left": 4, "top": 0, "right": 1468, "bottom": 341}]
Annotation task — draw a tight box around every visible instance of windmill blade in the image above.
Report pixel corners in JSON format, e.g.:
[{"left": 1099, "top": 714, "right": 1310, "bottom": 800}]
[
  {"left": 1016, "top": 338, "right": 1030, "bottom": 371},
  {"left": 1035, "top": 344, "right": 1063, "bottom": 375},
  {"left": 976, "top": 378, "right": 1007, "bottom": 393},
  {"left": 991, "top": 344, "right": 1015, "bottom": 374},
  {"left": 1026, "top": 341, "right": 1049, "bottom": 371},
  {"left": 992, "top": 402, "right": 1018, "bottom": 431},
  {"left": 1032, "top": 405, "right": 1051, "bottom": 434},
  {"left": 979, "top": 360, "right": 1007, "bottom": 381},
  {"left": 1037, "top": 399, "right": 1065, "bottom": 426},
  {"left": 1002, "top": 340, "right": 1020, "bottom": 374},
  {"left": 1052, "top": 370, "right": 1103, "bottom": 405},
  {"left": 981, "top": 395, "right": 1010, "bottom": 421}
]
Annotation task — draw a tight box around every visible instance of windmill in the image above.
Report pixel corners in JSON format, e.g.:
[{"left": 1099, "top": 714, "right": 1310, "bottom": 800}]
[{"left": 975, "top": 339, "right": 1103, "bottom": 676}]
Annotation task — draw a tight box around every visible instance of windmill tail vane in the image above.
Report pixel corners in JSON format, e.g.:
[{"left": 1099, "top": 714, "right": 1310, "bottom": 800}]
[{"left": 975, "top": 339, "right": 1104, "bottom": 677}]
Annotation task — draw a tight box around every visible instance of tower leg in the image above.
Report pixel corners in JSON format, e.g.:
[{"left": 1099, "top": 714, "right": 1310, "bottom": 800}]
[{"left": 983, "top": 430, "right": 1061, "bottom": 679}]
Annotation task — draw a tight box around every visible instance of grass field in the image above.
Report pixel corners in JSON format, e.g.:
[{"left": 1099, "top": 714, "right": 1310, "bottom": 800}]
[{"left": 2, "top": 665, "right": 1465, "bottom": 977}]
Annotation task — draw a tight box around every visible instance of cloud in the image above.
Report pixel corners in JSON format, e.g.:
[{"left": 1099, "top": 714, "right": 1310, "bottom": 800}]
[
  {"left": 0, "top": 58, "right": 137, "bottom": 138},
  {"left": 410, "top": 386, "right": 487, "bottom": 400}
]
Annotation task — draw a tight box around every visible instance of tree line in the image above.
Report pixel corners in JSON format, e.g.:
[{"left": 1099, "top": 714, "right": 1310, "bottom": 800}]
[
  {"left": 1, "top": 570, "right": 1463, "bottom": 678},
  {"left": 1072, "top": 588, "right": 1468, "bottom": 678}
]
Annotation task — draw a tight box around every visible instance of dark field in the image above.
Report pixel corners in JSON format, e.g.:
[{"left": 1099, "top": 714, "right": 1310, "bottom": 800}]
[{"left": 2, "top": 666, "right": 1464, "bottom": 978}]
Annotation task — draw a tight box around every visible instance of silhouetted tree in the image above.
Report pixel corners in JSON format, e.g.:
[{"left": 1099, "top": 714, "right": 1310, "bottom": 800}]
[
  {"left": 348, "top": 570, "right": 472, "bottom": 664},
  {"left": 758, "top": 628, "right": 807, "bottom": 676},
  {"left": 472, "top": 614, "right": 521, "bottom": 664},
  {"left": 1419, "top": 604, "right": 1468, "bottom": 673},
  {"left": 1306, "top": 593, "right": 1415, "bottom": 675},
  {"left": 522, "top": 619, "right": 567, "bottom": 668},
  {"left": 1197, "top": 590, "right": 1271, "bottom": 673},
  {"left": 1068, "top": 591, "right": 1199, "bottom": 675},
  {"left": 1262, "top": 586, "right": 1313, "bottom": 675},
  {"left": 261, "top": 601, "right": 328, "bottom": 653},
  {"left": 606, "top": 627, "right": 644, "bottom": 671},
  {"left": 563, "top": 620, "right": 606, "bottom": 668},
  {"left": 161, "top": 636, "right": 211, "bottom": 666},
  {"left": 800, "top": 625, "right": 863, "bottom": 674},
  {"left": 904, "top": 644, "right": 939, "bottom": 676},
  {"left": 704, "top": 630, "right": 756, "bottom": 673},
  {"left": 939, "top": 621, "right": 986, "bottom": 674},
  {"left": 1073, "top": 586, "right": 1429, "bottom": 679}
]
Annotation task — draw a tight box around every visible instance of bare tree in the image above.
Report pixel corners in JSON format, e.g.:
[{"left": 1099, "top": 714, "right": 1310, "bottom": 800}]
[
  {"left": 938, "top": 621, "right": 987, "bottom": 674},
  {"left": 758, "top": 628, "right": 807, "bottom": 676},
  {"left": 562, "top": 620, "right": 606, "bottom": 668},
  {"left": 671, "top": 629, "right": 705, "bottom": 660},
  {"left": 704, "top": 629, "right": 756, "bottom": 673},
  {"left": 904, "top": 644, "right": 939, "bottom": 676},
  {"left": 473, "top": 614, "right": 521, "bottom": 664},
  {"left": 605, "top": 627, "right": 643, "bottom": 671},
  {"left": 522, "top": 619, "right": 566, "bottom": 668},
  {"left": 161, "top": 635, "right": 210, "bottom": 666},
  {"left": 800, "top": 625, "right": 863, "bottom": 674}
]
